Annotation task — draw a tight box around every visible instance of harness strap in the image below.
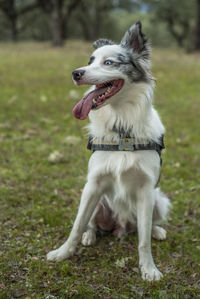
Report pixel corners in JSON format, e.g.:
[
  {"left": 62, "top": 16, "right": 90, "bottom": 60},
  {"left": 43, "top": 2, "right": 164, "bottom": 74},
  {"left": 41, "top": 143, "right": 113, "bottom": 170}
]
[
  {"left": 87, "top": 134, "right": 164, "bottom": 187},
  {"left": 87, "top": 135, "right": 165, "bottom": 157}
]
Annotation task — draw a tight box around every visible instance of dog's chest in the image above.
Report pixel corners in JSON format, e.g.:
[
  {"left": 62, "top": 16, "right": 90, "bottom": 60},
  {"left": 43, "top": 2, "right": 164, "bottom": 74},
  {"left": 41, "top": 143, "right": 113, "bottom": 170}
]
[{"left": 89, "top": 151, "right": 147, "bottom": 222}]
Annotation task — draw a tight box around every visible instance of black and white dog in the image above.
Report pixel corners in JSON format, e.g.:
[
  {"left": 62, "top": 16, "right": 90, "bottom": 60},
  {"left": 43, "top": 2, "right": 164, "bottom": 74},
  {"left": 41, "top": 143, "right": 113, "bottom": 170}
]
[{"left": 47, "top": 21, "right": 170, "bottom": 281}]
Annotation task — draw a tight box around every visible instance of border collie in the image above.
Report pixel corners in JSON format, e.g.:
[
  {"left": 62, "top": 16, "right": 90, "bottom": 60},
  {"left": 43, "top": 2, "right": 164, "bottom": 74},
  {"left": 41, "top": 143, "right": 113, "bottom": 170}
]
[{"left": 47, "top": 21, "right": 170, "bottom": 281}]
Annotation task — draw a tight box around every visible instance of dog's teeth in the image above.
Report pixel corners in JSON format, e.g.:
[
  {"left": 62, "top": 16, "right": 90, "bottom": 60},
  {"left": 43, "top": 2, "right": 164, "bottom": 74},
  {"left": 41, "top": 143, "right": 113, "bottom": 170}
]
[{"left": 93, "top": 99, "right": 97, "bottom": 104}]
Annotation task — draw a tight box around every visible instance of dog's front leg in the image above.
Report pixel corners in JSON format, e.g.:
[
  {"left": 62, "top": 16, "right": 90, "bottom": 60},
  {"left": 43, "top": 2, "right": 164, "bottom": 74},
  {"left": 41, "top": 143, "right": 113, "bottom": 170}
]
[
  {"left": 47, "top": 180, "right": 101, "bottom": 261},
  {"left": 136, "top": 186, "right": 163, "bottom": 281}
]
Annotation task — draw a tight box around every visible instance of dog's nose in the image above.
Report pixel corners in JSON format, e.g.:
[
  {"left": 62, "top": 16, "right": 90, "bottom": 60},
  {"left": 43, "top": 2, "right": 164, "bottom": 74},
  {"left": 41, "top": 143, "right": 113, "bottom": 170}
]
[{"left": 72, "top": 69, "right": 85, "bottom": 81}]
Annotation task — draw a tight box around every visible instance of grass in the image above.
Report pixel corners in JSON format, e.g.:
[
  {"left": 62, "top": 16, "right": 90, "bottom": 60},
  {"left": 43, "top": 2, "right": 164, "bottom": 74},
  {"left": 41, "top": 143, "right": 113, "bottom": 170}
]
[{"left": 0, "top": 41, "right": 200, "bottom": 298}]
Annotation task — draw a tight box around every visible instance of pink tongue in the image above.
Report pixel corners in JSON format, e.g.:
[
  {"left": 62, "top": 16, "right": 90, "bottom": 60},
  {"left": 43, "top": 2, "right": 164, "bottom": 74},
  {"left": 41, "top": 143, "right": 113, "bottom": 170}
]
[
  {"left": 73, "top": 87, "right": 107, "bottom": 120},
  {"left": 72, "top": 93, "right": 94, "bottom": 120}
]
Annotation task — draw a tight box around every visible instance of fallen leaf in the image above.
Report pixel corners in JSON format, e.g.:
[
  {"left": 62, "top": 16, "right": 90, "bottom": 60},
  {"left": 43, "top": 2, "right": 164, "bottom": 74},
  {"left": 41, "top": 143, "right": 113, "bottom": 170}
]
[
  {"left": 8, "top": 95, "right": 18, "bottom": 104},
  {"left": 0, "top": 122, "right": 11, "bottom": 128},
  {"left": 40, "top": 95, "right": 47, "bottom": 102},
  {"left": 48, "top": 151, "right": 65, "bottom": 163},
  {"left": 40, "top": 117, "right": 53, "bottom": 124},
  {"left": 63, "top": 135, "right": 81, "bottom": 145},
  {"left": 69, "top": 89, "right": 79, "bottom": 100},
  {"left": 115, "top": 257, "right": 131, "bottom": 268}
]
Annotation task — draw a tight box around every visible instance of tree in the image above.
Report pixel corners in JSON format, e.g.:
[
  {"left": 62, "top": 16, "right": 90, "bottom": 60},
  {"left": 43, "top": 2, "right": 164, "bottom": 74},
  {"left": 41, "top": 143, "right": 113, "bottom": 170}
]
[
  {"left": 75, "top": 0, "right": 113, "bottom": 40},
  {"left": 37, "top": 0, "right": 81, "bottom": 46},
  {"left": 144, "top": 0, "right": 196, "bottom": 48},
  {"left": 0, "top": 0, "right": 37, "bottom": 41},
  {"left": 73, "top": 0, "right": 139, "bottom": 41},
  {"left": 191, "top": 0, "right": 200, "bottom": 51}
]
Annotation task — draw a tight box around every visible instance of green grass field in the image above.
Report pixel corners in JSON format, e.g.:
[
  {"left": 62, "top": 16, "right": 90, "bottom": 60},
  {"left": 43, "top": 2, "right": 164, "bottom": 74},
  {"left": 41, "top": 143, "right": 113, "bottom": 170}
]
[{"left": 0, "top": 42, "right": 200, "bottom": 298}]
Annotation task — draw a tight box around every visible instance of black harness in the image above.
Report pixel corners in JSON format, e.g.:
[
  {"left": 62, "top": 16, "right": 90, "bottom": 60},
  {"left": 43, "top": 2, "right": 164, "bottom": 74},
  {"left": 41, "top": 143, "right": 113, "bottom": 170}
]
[
  {"left": 87, "top": 132, "right": 165, "bottom": 186},
  {"left": 87, "top": 133, "right": 165, "bottom": 159}
]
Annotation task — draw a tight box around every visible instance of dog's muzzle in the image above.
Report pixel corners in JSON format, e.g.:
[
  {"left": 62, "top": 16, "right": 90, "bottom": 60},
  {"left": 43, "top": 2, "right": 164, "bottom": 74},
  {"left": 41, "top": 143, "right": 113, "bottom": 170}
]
[{"left": 72, "top": 69, "right": 85, "bottom": 81}]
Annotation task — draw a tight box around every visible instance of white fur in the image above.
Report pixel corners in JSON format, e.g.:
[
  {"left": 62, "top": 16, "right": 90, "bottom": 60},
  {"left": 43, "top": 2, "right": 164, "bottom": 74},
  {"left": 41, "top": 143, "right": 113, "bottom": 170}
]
[{"left": 47, "top": 43, "right": 170, "bottom": 282}]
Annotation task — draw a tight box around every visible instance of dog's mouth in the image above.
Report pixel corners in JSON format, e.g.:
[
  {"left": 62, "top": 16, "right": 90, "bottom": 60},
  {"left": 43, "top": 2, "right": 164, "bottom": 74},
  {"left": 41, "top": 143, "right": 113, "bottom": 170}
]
[{"left": 73, "top": 79, "right": 124, "bottom": 120}]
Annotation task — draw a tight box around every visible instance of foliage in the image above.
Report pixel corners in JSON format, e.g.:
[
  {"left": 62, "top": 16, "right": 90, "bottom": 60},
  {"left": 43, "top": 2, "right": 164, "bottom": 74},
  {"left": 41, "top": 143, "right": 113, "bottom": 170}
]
[
  {"left": 0, "top": 0, "right": 38, "bottom": 40},
  {"left": 108, "top": 10, "right": 176, "bottom": 47},
  {"left": 144, "top": 0, "right": 197, "bottom": 48},
  {"left": 67, "top": 0, "right": 139, "bottom": 41},
  {"left": 0, "top": 42, "right": 200, "bottom": 298},
  {"left": 0, "top": 0, "right": 199, "bottom": 50}
]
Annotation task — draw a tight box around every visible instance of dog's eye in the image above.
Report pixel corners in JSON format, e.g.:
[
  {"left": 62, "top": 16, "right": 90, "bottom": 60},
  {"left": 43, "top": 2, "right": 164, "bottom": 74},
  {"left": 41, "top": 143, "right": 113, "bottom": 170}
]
[{"left": 104, "top": 60, "right": 113, "bottom": 66}]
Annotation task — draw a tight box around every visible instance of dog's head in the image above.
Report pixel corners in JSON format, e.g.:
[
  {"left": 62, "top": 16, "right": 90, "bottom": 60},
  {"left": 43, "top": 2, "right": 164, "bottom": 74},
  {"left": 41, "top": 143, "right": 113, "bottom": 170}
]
[{"left": 72, "top": 21, "right": 151, "bottom": 120}]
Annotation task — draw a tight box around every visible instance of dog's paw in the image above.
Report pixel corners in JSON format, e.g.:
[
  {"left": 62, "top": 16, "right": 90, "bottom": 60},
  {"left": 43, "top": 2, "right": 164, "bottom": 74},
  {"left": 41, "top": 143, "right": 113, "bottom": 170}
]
[
  {"left": 140, "top": 264, "right": 163, "bottom": 281},
  {"left": 47, "top": 243, "right": 75, "bottom": 262},
  {"left": 152, "top": 226, "right": 167, "bottom": 241},
  {"left": 82, "top": 230, "right": 96, "bottom": 246}
]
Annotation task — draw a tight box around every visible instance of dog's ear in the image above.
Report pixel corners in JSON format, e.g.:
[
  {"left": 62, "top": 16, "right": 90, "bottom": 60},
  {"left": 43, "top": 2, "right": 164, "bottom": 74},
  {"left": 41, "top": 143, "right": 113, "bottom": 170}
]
[
  {"left": 120, "top": 21, "right": 148, "bottom": 54},
  {"left": 93, "top": 39, "right": 115, "bottom": 49}
]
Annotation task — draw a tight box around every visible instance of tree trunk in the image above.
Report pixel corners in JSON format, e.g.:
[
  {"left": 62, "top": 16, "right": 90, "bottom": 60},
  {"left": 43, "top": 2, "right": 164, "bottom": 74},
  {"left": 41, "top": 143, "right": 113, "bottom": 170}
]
[
  {"left": 192, "top": 0, "right": 200, "bottom": 50},
  {"left": 165, "top": 16, "right": 185, "bottom": 48},
  {"left": 79, "top": 17, "right": 93, "bottom": 40},
  {"left": 10, "top": 15, "right": 17, "bottom": 41},
  {"left": 78, "top": 0, "right": 93, "bottom": 41},
  {"left": 93, "top": 1, "right": 101, "bottom": 39},
  {"left": 50, "top": 1, "right": 63, "bottom": 46}
]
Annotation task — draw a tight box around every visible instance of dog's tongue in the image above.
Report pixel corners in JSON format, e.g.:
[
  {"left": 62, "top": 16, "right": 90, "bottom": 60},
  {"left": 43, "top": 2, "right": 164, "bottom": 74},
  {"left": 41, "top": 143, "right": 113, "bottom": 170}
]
[
  {"left": 72, "top": 92, "right": 94, "bottom": 120},
  {"left": 73, "top": 86, "right": 107, "bottom": 120}
]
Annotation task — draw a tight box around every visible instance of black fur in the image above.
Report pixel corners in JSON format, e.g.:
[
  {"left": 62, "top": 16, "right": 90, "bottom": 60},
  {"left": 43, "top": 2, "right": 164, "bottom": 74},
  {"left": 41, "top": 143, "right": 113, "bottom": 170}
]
[
  {"left": 92, "top": 22, "right": 152, "bottom": 83},
  {"left": 88, "top": 56, "right": 95, "bottom": 65},
  {"left": 116, "top": 21, "right": 152, "bottom": 82},
  {"left": 112, "top": 52, "right": 151, "bottom": 83},
  {"left": 120, "top": 21, "right": 149, "bottom": 58},
  {"left": 93, "top": 39, "right": 115, "bottom": 49}
]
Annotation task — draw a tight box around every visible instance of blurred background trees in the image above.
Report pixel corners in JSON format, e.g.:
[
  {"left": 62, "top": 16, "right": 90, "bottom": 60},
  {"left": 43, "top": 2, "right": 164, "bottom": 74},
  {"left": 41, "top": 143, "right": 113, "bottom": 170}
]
[
  {"left": 0, "top": 0, "right": 37, "bottom": 41},
  {"left": 0, "top": 0, "right": 199, "bottom": 51}
]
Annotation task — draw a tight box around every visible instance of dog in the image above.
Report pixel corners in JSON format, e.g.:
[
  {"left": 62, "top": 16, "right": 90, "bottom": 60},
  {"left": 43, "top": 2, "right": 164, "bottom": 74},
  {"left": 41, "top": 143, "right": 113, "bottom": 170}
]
[{"left": 47, "top": 21, "right": 170, "bottom": 281}]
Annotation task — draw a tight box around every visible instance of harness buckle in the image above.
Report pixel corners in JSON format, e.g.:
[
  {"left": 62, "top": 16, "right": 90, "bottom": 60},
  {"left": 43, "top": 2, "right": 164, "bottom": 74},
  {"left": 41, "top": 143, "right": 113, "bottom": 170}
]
[{"left": 118, "top": 136, "right": 135, "bottom": 151}]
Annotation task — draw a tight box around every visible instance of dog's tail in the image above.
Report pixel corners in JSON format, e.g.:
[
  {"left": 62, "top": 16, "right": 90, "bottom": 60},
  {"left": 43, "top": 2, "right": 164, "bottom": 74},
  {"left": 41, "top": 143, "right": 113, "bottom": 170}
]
[{"left": 153, "top": 188, "right": 171, "bottom": 223}]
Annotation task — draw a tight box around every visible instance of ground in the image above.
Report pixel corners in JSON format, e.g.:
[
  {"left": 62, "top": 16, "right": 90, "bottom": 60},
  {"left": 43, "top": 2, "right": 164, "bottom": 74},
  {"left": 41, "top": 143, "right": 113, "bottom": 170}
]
[{"left": 0, "top": 42, "right": 199, "bottom": 298}]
